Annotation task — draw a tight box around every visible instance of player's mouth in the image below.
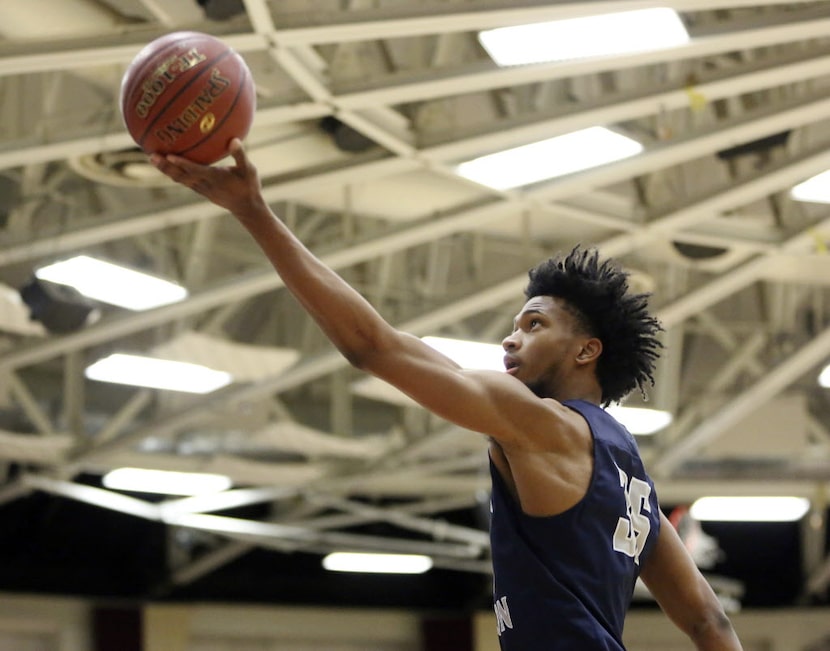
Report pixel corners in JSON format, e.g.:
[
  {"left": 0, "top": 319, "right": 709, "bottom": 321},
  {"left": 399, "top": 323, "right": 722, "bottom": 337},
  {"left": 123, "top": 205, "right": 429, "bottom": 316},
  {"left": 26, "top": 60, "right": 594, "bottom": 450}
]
[{"left": 504, "top": 356, "right": 519, "bottom": 375}]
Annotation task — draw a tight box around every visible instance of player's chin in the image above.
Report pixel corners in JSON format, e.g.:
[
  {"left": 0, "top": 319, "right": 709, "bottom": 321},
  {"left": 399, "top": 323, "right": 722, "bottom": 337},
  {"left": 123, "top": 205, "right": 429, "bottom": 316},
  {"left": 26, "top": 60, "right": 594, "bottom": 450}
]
[{"left": 525, "top": 379, "right": 547, "bottom": 398}]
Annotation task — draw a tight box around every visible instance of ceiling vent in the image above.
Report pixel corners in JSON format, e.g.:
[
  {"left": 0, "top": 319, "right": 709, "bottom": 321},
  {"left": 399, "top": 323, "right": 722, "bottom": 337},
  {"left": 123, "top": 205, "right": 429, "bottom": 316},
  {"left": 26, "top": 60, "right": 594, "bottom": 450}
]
[
  {"left": 671, "top": 241, "right": 730, "bottom": 261},
  {"left": 69, "top": 149, "right": 171, "bottom": 188},
  {"left": 650, "top": 239, "right": 751, "bottom": 273}
]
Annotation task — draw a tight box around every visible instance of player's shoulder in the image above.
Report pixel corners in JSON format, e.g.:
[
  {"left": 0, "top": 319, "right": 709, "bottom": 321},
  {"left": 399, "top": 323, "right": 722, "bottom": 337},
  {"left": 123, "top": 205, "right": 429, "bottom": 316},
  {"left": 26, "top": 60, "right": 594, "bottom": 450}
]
[
  {"left": 548, "top": 398, "right": 599, "bottom": 433},
  {"left": 500, "top": 396, "right": 591, "bottom": 454}
]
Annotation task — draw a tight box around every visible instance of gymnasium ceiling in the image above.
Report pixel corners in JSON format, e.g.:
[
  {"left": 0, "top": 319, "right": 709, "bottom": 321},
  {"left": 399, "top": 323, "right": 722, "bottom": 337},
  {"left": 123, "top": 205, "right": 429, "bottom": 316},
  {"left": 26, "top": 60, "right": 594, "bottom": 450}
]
[{"left": 0, "top": 0, "right": 830, "bottom": 612}]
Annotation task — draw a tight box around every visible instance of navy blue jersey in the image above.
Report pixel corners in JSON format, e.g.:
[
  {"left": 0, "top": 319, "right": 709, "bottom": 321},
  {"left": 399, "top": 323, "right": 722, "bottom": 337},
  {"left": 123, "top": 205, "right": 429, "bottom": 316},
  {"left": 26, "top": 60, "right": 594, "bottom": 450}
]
[{"left": 489, "top": 399, "right": 661, "bottom": 651}]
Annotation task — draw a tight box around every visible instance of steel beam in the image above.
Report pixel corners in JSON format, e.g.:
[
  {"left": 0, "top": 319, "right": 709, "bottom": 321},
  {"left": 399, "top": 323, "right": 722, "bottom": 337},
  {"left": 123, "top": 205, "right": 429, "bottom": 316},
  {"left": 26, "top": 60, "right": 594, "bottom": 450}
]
[{"left": 654, "top": 323, "right": 830, "bottom": 475}]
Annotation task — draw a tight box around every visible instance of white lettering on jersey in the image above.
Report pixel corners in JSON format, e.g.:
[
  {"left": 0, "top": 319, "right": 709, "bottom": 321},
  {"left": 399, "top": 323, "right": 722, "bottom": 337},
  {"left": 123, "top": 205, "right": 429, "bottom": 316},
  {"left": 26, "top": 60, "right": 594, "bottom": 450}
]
[
  {"left": 494, "top": 596, "right": 513, "bottom": 635},
  {"left": 612, "top": 465, "right": 652, "bottom": 565}
]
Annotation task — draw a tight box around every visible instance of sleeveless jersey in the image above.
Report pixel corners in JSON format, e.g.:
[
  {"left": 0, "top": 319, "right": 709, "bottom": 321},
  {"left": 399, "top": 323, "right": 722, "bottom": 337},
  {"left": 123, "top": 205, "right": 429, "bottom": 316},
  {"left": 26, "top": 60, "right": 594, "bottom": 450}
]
[{"left": 489, "top": 399, "right": 661, "bottom": 651}]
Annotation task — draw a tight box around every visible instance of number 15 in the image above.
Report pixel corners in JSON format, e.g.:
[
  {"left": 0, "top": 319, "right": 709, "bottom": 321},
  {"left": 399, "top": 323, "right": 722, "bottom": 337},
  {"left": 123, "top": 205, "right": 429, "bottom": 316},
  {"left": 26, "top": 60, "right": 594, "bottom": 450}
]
[{"left": 612, "top": 467, "right": 652, "bottom": 565}]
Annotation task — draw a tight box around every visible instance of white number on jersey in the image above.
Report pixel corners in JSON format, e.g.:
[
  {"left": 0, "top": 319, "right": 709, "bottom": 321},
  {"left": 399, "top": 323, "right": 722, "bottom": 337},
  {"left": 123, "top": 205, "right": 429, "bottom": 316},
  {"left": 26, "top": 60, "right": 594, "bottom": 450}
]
[{"left": 612, "top": 466, "right": 652, "bottom": 565}]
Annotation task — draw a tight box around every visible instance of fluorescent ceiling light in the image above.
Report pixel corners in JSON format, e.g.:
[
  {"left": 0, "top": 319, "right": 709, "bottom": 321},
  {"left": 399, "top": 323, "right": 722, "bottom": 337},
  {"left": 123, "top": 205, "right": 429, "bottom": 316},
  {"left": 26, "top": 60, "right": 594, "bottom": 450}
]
[
  {"left": 35, "top": 255, "right": 187, "bottom": 310},
  {"left": 606, "top": 405, "right": 673, "bottom": 435},
  {"left": 103, "top": 467, "right": 232, "bottom": 495},
  {"left": 455, "top": 127, "right": 643, "bottom": 190},
  {"left": 479, "top": 8, "right": 689, "bottom": 66},
  {"left": 690, "top": 496, "right": 811, "bottom": 522},
  {"left": 422, "top": 336, "right": 504, "bottom": 371},
  {"left": 86, "top": 353, "right": 232, "bottom": 393},
  {"left": 322, "top": 552, "right": 433, "bottom": 574},
  {"left": 819, "top": 363, "right": 830, "bottom": 387},
  {"left": 791, "top": 170, "right": 830, "bottom": 203}
]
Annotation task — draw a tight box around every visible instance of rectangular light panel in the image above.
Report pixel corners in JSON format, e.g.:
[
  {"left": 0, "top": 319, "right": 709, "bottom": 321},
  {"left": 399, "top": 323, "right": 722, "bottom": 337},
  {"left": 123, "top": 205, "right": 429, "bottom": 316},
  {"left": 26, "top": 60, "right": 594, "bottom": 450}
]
[
  {"left": 690, "top": 496, "right": 811, "bottom": 522},
  {"left": 322, "top": 552, "right": 433, "bottom": 574},
  {"left": 103, "top": 467, "right": 232, "bottom": 496},
  {"left": 422, "top": 336, "right": 504, "bottom": 371},
  {"left": 479, "top": 8, "right": 689, "bottom": 66},
  {"left": 605, "top": 405, "right": 673, "bottom": 435},
  {"left": 36, "top": 255, "right": 187, "bottom": 311},
  {"left": 792, "top": 170, "right": 830, "bottom": 204},
  {"left": 455, "top": 127, "right": 642, "bottom": 190},
  {"left": 86, "top": 353, "right": 232, "bottom": 393}
]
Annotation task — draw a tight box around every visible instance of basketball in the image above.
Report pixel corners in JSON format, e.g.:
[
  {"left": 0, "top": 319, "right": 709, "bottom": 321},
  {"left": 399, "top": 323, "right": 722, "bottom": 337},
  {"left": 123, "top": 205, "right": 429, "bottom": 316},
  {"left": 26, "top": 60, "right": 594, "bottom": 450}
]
[{"left": 120, "top": 31, "right": 256, "bottom": 165}]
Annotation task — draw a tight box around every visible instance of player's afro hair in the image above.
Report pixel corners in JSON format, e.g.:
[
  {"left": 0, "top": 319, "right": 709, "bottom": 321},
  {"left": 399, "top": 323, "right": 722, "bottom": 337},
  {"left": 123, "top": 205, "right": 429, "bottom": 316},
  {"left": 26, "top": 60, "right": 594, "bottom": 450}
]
[{"left": 525, "top": 245, "right": 663, "bottom": 405}]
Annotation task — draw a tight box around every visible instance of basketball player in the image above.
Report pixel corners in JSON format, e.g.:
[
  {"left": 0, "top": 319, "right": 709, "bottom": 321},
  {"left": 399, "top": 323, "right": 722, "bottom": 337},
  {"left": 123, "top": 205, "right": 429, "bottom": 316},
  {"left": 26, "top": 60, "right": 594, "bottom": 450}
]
[{"left": 151, "top": 140, "right": 743, "bottom": 651}]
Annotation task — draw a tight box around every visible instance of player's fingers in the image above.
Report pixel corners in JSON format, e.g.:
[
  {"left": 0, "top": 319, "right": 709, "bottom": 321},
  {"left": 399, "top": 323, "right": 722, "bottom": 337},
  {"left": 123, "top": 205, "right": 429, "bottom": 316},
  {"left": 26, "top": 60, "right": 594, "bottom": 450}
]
[
  {"left": 166, "top": 153, "right": 204, "bottom": 172},
  {"left": 150, "top": 153, "right": 215, "bottom": 190},
  {"left": 228, "top": 139, "right": 251, "bottom": 173},
  {"left": 148, "top": 153, "right": 166, "bottom": 169},
  {"left": 149, "top": 153, "right": 186, "bottom": 180}
]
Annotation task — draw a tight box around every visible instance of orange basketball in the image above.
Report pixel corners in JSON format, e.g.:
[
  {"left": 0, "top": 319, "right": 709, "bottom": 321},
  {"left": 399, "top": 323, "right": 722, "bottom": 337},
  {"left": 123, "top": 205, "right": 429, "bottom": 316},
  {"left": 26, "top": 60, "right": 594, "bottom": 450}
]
[{"left": 120, "top": 31, "right": 256, "bottom": 165}]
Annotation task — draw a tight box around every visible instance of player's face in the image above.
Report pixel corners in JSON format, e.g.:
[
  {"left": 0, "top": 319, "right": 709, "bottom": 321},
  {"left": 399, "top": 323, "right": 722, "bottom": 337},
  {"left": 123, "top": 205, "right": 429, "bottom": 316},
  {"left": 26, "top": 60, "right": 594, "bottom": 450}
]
[{"left": 501, "top": 295, "right": 585, "bottom": 398}]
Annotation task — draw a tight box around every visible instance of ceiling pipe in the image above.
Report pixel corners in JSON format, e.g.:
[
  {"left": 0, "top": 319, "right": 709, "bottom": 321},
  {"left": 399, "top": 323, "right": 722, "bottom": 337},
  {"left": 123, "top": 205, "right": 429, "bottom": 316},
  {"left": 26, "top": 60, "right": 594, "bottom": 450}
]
[
  {"left": 166, "top": 511, "right": 481, "bottom": 558},
  {"left": 0, "top": 32, "right": 268, "bottom": 77},
  {"left": 19, "top": 473, "right": 484, "bottom": 559},
  {"left": 3, "top": 137, "right": 830, "bottom": 408},
  {"left": 0, "top": 157, "right": 417, "bottom": 265},
  {"left": 5, "top": 40, "right": 830, "bottom": 172},
  {"left": 334, "top": 7, "right": 830, "bottom": 110},
  {"left": 3, "top": 48, "right": 829, "bottom": 269},
  {"left": 270, "top": 0, "right": 820, "bottom": 46},
  {"left": 0, "top": 1, "right": 815, "bottom": 79},
  {"left": 169, "top": 494, "right": 480, "bottom": 586},
  {"left": 0, "top": 78, "right": 830, "bottom": 369}
]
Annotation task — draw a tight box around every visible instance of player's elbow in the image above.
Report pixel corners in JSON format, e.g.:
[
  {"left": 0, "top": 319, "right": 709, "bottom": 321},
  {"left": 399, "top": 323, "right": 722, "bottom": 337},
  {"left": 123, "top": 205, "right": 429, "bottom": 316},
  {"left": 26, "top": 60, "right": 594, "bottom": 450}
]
[
  {"left": 338, "top": 327, "right": 396, "bottom": 373},
  {"left": 343, "top": 348, "right": 370, "bottom": 371},
  {"left": 340, "top": 340, "right": 375, "bottom": 371},
  {"left": 687, "top": 603, "right": 739, "bottom": 648}
]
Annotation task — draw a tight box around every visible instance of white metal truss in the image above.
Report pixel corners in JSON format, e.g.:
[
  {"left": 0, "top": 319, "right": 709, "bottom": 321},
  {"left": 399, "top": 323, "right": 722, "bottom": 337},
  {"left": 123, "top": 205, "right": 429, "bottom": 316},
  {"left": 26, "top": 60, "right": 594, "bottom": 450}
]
[{"left": 1, "top": 0, "right": 830, "bottom": 605}]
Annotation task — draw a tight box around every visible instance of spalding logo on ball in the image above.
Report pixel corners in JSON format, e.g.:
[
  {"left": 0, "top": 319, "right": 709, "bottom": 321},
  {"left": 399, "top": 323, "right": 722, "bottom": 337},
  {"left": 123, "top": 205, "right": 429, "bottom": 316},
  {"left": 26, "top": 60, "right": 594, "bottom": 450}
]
[{"left": 120, "top": 31, "right": 256, "bottom": 164}]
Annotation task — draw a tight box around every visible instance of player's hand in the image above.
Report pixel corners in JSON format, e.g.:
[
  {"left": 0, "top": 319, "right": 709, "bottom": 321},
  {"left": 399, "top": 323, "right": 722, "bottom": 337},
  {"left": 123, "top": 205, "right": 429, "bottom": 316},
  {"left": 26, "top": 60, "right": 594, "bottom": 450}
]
[{"left": 150, "top": 139, "right": 267, "bottom": 219}]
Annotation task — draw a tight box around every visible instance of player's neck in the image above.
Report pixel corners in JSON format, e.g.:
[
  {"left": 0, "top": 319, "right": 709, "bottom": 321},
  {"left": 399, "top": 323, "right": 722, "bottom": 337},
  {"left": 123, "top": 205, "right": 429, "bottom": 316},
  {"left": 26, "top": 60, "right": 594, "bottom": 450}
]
[{"left": 549, "top": 376, "right": 603, "bottom": 405}]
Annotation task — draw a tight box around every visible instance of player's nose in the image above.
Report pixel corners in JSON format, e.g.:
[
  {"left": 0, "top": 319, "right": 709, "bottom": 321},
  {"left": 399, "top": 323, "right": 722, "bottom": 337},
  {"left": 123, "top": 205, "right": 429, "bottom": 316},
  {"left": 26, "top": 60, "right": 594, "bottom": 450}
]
[{"left": 502, "top": 331, "right": 520, "bottom": 351}]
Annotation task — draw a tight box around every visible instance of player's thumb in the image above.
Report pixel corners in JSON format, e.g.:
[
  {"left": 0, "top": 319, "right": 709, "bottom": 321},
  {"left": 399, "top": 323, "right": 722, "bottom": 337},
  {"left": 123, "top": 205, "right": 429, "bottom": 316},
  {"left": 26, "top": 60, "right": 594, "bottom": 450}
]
[{"left": 228, "top": 138, "right": 250, "bottom": 171}]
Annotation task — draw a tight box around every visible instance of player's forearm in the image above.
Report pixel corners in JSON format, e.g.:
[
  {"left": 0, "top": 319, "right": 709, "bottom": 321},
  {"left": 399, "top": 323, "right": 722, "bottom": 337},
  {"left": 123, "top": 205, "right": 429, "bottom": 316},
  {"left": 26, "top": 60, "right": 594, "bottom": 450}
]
[{"left": 236, "top": 203, "right": 395, "bottom": 365}]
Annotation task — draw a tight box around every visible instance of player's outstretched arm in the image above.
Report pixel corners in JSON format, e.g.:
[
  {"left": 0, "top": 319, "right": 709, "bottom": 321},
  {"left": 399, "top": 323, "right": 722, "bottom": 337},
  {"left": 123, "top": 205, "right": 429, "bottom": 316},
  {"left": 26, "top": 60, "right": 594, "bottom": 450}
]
[
  {"left": 150, "top": 141, "right": 554, "bottom": 446},
  {"left": 639, "top": 512, "right": 743, "bottom": 651},
  {"left": 151, "top": 140, "right": 409, "bottom": 372}
]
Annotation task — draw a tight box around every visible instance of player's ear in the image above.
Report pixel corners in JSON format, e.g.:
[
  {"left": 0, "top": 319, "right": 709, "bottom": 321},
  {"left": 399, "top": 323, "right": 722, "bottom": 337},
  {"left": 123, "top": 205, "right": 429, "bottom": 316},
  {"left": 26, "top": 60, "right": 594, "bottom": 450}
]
[{"left": 576, "top": 337, "right": 602, "bottom": 365}]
